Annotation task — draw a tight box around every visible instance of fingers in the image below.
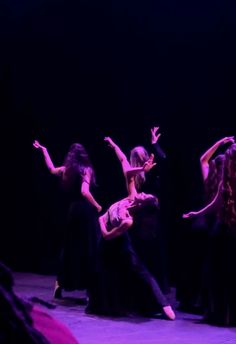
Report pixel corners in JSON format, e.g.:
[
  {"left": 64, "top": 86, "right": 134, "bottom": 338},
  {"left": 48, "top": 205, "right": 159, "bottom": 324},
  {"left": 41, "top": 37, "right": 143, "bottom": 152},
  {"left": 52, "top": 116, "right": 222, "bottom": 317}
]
[
  {"left": 104, "top": 136, "right": 112, "bottom": 143},
  {"left": 223, "top": 136, "right": 235, "bottom": 143},
  {"left": 143, "top": 160, "right": 157, "bottom": 172},
  {"left": 151, "top": 127, "right": 161, "bottom": 144},
  {"left": 33, "top": 140, "right": 39, "bottom": 148},
  {"left": 182, "top": 214, "right": 189, "bottom": 219},
  {"left": 151, "top": 126, "right": 159, "bottom": 134},
  {"left": 149, "top": 153, "right": 154, "bottom": 160}
]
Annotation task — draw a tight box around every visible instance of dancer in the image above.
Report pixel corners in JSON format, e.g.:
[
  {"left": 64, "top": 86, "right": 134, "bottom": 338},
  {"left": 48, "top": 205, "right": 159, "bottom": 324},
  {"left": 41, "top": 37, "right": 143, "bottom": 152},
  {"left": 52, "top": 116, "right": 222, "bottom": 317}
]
[
  {"left": 33, "top": 140, "right": 102, "bottom": 299},
  {"left": 129, "top": 127, "right": 169, "bottom": 294},
  {"left": 177, "top": 137, "right": 233, "bottom": 313},
  {"left": 104, "top": 130, "right": 169, "bottom": 294},
  {"left": 183, "top": 143, "right": 236, "bottom": 326},
  {"left": 87, "top": 137, "right": 175, "bottom": 320},
  {"left": 130, "top": 127, "right": 166, "bottom": 194}
]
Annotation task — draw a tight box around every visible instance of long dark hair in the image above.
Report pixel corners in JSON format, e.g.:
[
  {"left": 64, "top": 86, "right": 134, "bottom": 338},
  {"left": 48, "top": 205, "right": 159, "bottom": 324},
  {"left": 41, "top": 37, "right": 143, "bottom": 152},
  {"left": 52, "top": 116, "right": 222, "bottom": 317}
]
[
  {"left": 62, "top": 143, "right": 96, "bottom": 190},
  {"left": 205, "top": 154, "right": 225, "bottom": 203},
  {"left": 0, "top": 261, "right": 50, "bottom": 344},
  {"left": 221, "top": 144, "right": 236, "bottom": 227}
]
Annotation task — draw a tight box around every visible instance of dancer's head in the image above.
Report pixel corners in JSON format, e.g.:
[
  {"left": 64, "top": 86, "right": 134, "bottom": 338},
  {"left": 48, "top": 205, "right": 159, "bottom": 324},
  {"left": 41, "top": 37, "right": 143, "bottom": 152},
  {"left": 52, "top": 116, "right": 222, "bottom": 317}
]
[
  {"left": 64, "top": 143, "right": 92, "bottom": 169},
  {"left": 128, "top": 192, "right": 159, "bottom": 214},
  {"left": 205, "top": 154, "right": 225, "bottom": 202},
  {"left": 130, "top": 146, "right": 150, "bottom": 190},
  {"left": 63, "top": 143, "right": 95, "bottom": 189}
]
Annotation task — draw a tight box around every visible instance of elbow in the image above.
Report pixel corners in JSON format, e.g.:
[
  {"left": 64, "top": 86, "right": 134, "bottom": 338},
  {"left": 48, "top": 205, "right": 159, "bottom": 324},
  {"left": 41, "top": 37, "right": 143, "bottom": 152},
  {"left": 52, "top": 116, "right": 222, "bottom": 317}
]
[
  {"left": 101, "top": 230, "right": 112, "bottom": 240},
  {"left": 81, "top": 190, "right": 90, "bottom": 198},
  {"left": 49, "top": 168, "right": 56, "bottom": 175},
  {"left": 200, "top": 156, "right": 207, "bottom": 164},
  {"left": 125, "top": 219, "right": 133, "bottom": 229},
  {"left": 102, "top": 232, "right": 110, "bottom": 240}
]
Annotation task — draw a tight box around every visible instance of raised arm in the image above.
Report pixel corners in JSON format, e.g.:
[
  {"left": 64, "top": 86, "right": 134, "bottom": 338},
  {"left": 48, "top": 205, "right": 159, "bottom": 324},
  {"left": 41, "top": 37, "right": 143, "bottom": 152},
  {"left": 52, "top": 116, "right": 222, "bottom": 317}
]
[
  {"left": 104, "top": 137, "right": 156, "bottom": 198},
  {"left": 99, "top": 214, "right": 133, "bottom": 240},
  {"left": 151, "top": 126, "right": 166, "bottom": 160},
  {"left": 182, "top": 181, "right": 222, "bottom": 219},
  {"left": 81, "top": 168, "right": 102, "bottom": 213},
  {"left": 104, "top": 137, "right": 131, "bottom": 173},
  {"left": 33, "top": 140, "right": 65, "bottom": 176},
  {"left": 104, "top": 136, "right": 136, "bottom": 196},
  {"left": 200, "top": 136, "right": 234, "bottom": 181}
]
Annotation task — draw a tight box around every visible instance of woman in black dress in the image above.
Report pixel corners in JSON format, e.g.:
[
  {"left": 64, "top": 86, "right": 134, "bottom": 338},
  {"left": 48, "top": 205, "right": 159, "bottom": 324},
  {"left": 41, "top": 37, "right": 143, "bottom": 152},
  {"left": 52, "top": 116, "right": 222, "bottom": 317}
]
[
  {"left": 183, "top": 142, "right": 236, "bottom": 326},
  {"left": 33, "top": 140, "right": 102, "bottom": 299},
  {"left": 177, "top": 137, "right": 233, "bottom": 313}
]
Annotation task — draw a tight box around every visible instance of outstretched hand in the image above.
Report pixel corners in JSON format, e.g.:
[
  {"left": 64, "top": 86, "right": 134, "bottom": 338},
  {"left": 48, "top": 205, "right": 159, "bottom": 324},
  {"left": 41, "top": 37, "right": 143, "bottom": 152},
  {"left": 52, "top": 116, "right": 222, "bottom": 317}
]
[
  {"left": 182, "top": 211, "right": 197, "bottom": 219},
  {"left": 221, "top": 136, "right": 235, "bottom": 145},
  {"left": 143, "top": 153, "right": 156, "bottom": 172},
  {"left": 104, "top": 136, "right": 115, "bottom": 148},
  {"left": 151, "top": 127, "right": 161, "bottom": 144},
  {"left": 33, "top": 140, "right": 46, "bottom": 151}
]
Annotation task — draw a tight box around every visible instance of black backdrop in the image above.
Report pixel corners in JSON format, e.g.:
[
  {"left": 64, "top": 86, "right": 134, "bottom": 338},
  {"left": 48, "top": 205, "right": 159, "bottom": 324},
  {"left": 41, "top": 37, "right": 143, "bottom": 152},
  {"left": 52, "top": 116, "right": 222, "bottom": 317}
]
[{"left": 0, "top": 1, "right": 235, "bottom": 288}]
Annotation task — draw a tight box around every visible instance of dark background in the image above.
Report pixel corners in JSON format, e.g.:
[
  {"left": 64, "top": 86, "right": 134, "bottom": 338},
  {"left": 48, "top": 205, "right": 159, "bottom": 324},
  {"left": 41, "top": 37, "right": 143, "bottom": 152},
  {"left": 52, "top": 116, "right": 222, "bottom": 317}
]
[{"left": 0, "top": 0, "right": 235, "bottom": 288}]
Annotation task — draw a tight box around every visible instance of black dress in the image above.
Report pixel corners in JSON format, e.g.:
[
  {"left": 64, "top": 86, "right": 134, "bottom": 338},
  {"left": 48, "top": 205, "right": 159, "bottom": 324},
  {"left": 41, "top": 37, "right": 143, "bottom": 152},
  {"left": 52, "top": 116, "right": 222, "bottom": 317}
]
[
  {"left": 57, "top": 174, "right": 100, "bottom": 292},
  {"left": 205, "top": 221, "right": 236, "bottom": 326}
]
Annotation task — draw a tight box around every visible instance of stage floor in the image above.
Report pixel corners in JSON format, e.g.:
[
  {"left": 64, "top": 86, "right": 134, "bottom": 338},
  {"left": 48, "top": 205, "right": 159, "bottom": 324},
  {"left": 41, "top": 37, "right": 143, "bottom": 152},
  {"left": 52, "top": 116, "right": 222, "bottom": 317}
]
[{"left": 13, "top": 272, "right": 236, "bottom": 344}]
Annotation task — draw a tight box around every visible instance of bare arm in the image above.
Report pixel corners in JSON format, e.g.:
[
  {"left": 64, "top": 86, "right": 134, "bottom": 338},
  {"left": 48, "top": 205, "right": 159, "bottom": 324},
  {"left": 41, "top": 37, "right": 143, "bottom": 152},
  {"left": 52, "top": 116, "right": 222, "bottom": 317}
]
[
  {"left": 99, "top": 214, "right": 133, "bottom": 240},
  {"left": 104, "top": 137, "right": 131, "bottom": 174},
  {"left": 104, "top": 136, "right": 136, "bottom": 196},
  {"left": 126, "top": 153, "right": 156, "bottom": 179},
  {"left": 33, "top": 140, "right": 64, "bottom": 176},
  {"left": 200, "top": 136, "right": 234, "bottom": 181},
  {"left": 81, "top": 168, "right": 102, "bottom": 213},
  {"left": 182, "top": 181, "right": 222, "bottom": 219},
  {"left": 104, "top": 137, "right": 156, "bottom": 198}
]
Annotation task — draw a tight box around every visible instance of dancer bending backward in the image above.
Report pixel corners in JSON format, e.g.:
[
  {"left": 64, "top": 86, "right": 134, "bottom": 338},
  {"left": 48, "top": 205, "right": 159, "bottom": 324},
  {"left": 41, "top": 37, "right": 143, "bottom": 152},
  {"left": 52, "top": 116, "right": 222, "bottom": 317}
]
[
  {"left": 33, "top": 140, "right": 102, "bottom": 299},
  {"left": 94, "top": 136, "right": 175, "bottom": 319}
]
